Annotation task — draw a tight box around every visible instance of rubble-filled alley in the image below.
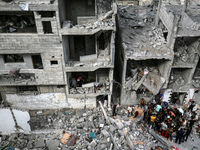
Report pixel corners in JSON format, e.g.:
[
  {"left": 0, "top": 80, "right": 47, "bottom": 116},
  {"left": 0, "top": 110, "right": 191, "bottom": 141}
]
[{"left": 0, "top": 101, "right": 200, "bottom": 150}]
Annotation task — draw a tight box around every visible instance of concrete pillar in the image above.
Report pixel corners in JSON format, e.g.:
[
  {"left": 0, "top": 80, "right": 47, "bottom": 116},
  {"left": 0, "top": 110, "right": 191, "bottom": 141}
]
[
  {"left": 108, "top": 94, "right": 111, "bottom": 108},
  {"left": 120, "top": 58, "right": 127, "bottom": 105},
  {"left": 109, "top": 69, "right": 113, "bottom": 93},
  {"left": 181, "top": 0, "right": 188, "bottom": 24},
  {"left": 155, "top": 0, "right": 162, "bottom": 26}
]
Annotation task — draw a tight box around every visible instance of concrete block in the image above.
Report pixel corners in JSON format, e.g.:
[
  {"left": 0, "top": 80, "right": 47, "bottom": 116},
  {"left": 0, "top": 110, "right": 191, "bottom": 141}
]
[
  {"left": 35, "top": 140, "right": 45, "bottom": 148},
  {"left": 101, "top": 130, "right": 110, "bottom": 137},
  {"left": 109, "top": 125, "right": 116, "bottom": 133},
  {"left": 46, "top": 140, "right": 60, "bottom": 150},
  {"left": 114, "top": 119, "right": 124, "bottom": 130}
]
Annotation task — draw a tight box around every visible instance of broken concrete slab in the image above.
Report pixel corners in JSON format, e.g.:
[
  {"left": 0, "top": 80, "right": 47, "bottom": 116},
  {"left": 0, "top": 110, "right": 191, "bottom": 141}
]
[
  {"left": 76, "top": 110, "right": 85, "bottom": 118},
  {"left": 101, "top": 130, "right": 110, "bottom": 137},
  {"left": 46, "top": 140, "right": 60, "bottom": 150},
  {"left": 114, "top": 119, "right": 124, "bottom": 130},
  {"left": 109, "top": 125, "right": 116, "bottom": 133},
  {"left": 34, "top": 140, "right": 45, "bottom": 148},
  {"left": 142, "top": 72, "right": 166, "bottom": 95}
]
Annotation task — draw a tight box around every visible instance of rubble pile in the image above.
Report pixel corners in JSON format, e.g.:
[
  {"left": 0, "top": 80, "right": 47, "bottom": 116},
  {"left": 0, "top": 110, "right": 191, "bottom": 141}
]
[
  {"left": 63, "top": 11, "right": 115, "bottom": 31},
  {"left": 0, "top": 106, "right": 167, "bottom": 149},
  {"left": 118, "top": 6, "right": 171, "bottom": 58},
  {"left": 70, "top": 81, "right": 110, "bottom": 94},
  {"left": 66, "top": 56, "right": 111, "bottom": 68},
  {"left": 169, "top": 69, "right": 185, "bottom": 88},
  {"left": 173, "top": 38, "right": 195, "bottom": 66}
]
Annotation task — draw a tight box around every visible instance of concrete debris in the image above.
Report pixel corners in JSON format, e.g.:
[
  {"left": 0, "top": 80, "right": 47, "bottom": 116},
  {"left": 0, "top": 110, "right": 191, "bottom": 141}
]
[
  {"left": 101, "top": 129, "right": 110, "bottom": 137},
  {"left": 0, "top": 106, "right": 172, "bottom": 149},
  {"left": 35, "top": 140, "right": 45, "bottom": 148},
  {"left": 0, "top": 14, "right": 35, "bottom": 33}
]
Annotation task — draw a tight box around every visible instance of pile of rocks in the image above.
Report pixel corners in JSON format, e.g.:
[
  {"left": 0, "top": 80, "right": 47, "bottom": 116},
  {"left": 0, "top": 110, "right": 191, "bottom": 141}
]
[{"left": 0, "top": 105, "right": 167, "bottom": 150}]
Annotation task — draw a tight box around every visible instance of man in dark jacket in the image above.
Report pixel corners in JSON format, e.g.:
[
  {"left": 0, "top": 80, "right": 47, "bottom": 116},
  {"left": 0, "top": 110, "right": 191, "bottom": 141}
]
[
  {"left": 175, "top": 128, "right": 185, "bottom": 144},
  {"left": 189, "top": 117, "right": 196, "bottom": 128},
  {"left": 112, "top": 103, "right": 117, "bottom": 117},
  {"left": 183, "top": 127, "right": 192, "bottom": 142}
]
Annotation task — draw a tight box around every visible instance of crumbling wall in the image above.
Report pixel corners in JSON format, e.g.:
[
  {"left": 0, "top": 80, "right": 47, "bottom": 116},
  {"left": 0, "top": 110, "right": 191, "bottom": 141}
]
[
  {"left": 6, "top": 93, "right": 68, "bottom": 109},
  {"left": 0, "top": 34, "right": 64, "bottom": 84},
  {"left": 68, "top": 98, "right": 96, "bottom": 109}
]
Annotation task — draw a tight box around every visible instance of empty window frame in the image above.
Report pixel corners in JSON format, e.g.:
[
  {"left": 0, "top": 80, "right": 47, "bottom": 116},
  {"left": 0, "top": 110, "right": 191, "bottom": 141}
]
[
  {"left": 17, "top": 86, "right": 39, "bottom": 95},
  {"left": 57, "top": 85, "right": 65, "bottom": 88},
  {"left": 37, "top": 11, "right": 56, "bottom": 17},
  {"left": 0, "top": 11, "right": 36, "bottom": 33},
  {"left": 3, "top": 54, "right": 24, "bottom": 63},
  {"left": 50, "top": 60, "right": 58, "bottom": 65},
  {"left": 31, "top": 55, "right": 43, "bottom": 69},
  {"left": 42, "top": 21, "right": 53, "bottom": 34}
]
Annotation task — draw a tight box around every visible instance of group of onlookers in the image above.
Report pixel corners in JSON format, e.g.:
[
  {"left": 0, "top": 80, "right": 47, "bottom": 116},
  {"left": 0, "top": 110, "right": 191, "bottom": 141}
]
[{"left": 142, "top": 93, "right": 200, "bottom": 144}]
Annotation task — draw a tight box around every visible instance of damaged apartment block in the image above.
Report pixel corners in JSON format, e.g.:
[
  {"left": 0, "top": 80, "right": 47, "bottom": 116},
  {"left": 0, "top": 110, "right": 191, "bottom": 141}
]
[
  {"left": 59, "top": 0, "right": 116, "bottom": 108},
  {"left": 0, "top": 0, "right": 68, "bottom": 109},
  {"left": 0, "top": 0, "right": 116, "bottom": 109},
  {"left": 115, "top": 2, "right": 200, "bottom": 105},
  {"left": 116, "top": 6, "right": 172, "bottom": 105}
]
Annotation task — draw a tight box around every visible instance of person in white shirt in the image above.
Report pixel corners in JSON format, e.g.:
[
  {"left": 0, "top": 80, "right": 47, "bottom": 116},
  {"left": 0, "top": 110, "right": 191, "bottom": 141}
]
[{"left": 127, "top": 105, "right": 133, "bottom": 117}]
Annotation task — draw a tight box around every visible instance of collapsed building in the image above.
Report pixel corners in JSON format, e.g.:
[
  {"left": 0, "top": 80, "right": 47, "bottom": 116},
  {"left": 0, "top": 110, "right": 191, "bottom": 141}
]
[
  {"left": 0, "top": 0, "right": 116, "bottom": 109},
  {"left": 0, "top": 0, "right": 200, "bottom": 108},
  {"left": 115, "top": 3, "right": 200, "bottom": 105}
]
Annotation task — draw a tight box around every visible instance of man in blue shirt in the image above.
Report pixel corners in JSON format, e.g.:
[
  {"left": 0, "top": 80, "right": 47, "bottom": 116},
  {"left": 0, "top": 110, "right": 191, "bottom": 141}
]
[{"left": 159, "top": 92, "right": 163, "bottom": 100}]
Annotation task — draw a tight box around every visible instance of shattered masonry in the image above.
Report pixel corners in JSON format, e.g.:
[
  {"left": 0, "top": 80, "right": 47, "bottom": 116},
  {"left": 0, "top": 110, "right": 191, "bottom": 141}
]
[
  {"left": 116, "top": 3, "right": 200, "bottom": 105},
  {"left": 0, "top": 0, "right": 200, "bottom": 109}
]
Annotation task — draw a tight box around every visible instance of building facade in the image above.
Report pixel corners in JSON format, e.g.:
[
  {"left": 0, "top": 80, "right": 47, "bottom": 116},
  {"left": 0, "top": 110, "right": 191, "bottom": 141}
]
[
  {"left": 116, "top": 3, "right": 200, "bottom": 105},
  {"left": 0, "top": 0, "right": 116, "bottom": 109}
]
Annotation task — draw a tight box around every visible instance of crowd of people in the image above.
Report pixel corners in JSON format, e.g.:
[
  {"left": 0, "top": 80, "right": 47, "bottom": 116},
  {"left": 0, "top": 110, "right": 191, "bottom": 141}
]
[
  {"left": 142, "top": 93, "right": 200, "bottom": 144},
  {"left": 111, "top": 92, "right": 200, "bottom": 145}
]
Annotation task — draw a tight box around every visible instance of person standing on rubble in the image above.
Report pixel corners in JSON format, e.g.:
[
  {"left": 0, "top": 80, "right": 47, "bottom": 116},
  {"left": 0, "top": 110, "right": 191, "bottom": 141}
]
[
  {"left": 188, "top": 100, "right": 196, "bottom": 112},
  {"left": 183, "top": 126, "right": 192, "bottom": 142},
  {"left": 71, "top": 77, "right": 77, "bottom": 88},
  {"left": 112, "top": 103, "right": 117, "bottom": 117},
  {"left": 127, "top": 105, "right": 133, "bottom": 117},
  {"left": 159, "top": 91, "right": 163, "bottom": 100},
  {"left": 175, "top": 128, "right": 185, "bottom": 144},
  {"left": 156, "top": 103, "right": 162, "bottom": 114},
  {"left": 189, "top": 116, "right": 196, "bottom": 129},
  {"left": 166, "top": 127, "right": 173, "bottom": 141},
  {"left": 149, "top": 114, "right": 156, "bottom": 129},
  {"left": 140, "top": 98, "right": 146, "bottom": 107},
  {"left": 161, "top": 121, "right": 168, "bottom": 136},
  {"left": 154, "top": 117, "right": 161, "bottom": 134},
  {"left": 143, "top": 104, "right": 148, "bottom": 120}
]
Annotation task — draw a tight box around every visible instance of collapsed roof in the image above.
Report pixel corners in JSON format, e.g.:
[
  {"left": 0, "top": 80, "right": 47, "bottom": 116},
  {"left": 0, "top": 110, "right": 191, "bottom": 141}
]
[{"left": 118, "top": 6, "right": 173, "bottom": 60}]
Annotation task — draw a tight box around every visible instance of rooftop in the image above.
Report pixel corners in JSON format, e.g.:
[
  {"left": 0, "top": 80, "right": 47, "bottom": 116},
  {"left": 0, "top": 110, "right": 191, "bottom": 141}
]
[
  {"left": 118, "top": 6, "right": 173, "bottom": 60},
  {"left": 160, "top": 4, "right": 200, "bottom": 37}
]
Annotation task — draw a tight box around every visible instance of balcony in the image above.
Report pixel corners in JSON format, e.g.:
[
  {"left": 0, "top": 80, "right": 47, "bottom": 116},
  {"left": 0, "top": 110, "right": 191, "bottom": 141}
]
[{"left": 63, "top": 31, "right": 113, "bottom": 71}]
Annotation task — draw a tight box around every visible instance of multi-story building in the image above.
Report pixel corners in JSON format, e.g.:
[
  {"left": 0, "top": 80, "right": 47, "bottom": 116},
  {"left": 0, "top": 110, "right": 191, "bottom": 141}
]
[
  {"left": 116, "top": 3, "right": 200, "bottom": 105},
  {"left": 157, "top": 2, "right": 200, "bottom": 103},
  {"left": 0, "top": 0, "right": 116, "bottom": 109}
]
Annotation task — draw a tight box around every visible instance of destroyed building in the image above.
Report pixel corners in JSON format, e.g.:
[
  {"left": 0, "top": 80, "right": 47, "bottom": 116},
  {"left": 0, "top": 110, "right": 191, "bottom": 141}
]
[
  {"left": 0, "top": 0, "right": 116, "bottom": 109},
  {"left": 115, "top": 3, "right": 200, "bottom": 105}
]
